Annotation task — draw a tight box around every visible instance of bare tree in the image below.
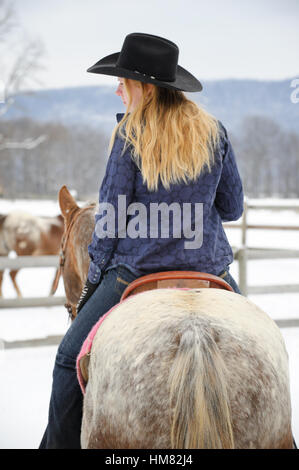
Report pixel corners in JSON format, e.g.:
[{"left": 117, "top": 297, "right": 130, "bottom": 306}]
[
  {"left": 235, "top": 115, "right": 299, "bottom": 198},
  {"left": 0, "top": 0, "right": 46, "bottom": 150},
  {"left": 0, "top": 133, "right": 47, "bottom": 150},
  {"left": 0, "top": 0, "right": 15, "bottom": 42},
  {"left": 0, "top": 117, "right": 109, "bottom": 199}
]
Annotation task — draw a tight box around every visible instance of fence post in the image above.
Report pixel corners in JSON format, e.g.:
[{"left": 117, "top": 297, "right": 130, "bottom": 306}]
[
  {"left": 241, "top": 196, "right": 248, "bottom": 246},
  {"left": 237, "top": 197, "right": 248, "bottom": 296},
  {"left": 238, "top": 247, "right": 248, "bottom": 296}
]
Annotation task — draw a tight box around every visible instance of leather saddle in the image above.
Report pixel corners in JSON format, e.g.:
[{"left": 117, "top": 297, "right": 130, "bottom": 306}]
[{"left": 120, "top": 270, "right": 233, "bottom": 301}]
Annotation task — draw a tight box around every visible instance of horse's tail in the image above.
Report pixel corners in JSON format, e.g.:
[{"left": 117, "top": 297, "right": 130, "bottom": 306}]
[{"left": 169, "top": 319, "right": 234, "bottom": 449}]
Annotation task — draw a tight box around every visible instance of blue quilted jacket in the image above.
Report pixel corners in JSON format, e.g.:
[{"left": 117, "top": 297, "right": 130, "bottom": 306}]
[{"left": 87, "top": 113, "right": 243, "bottom": 283}]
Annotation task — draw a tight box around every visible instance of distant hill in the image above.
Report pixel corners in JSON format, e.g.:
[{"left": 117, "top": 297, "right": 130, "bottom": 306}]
[{"left": 2, "top": 77, "right": 299, "bottom": 136}]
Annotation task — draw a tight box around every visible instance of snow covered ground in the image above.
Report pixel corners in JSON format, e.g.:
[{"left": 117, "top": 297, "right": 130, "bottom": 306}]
[{"left": 0, "top": 198, "right": 298, "bottom": 449}]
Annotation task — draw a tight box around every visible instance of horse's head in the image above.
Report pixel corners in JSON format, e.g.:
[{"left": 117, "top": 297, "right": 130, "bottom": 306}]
[{"left": 58, "top": 185, "right": 96, "bottom": 320}]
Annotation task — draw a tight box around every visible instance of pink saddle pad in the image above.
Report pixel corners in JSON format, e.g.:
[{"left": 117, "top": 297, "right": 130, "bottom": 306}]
[
  {"left": 76, "top": 287, "right": 192, "bottom": 394},
  {"left": 76, "top": 300, "right": 124, "bottom": 394}
]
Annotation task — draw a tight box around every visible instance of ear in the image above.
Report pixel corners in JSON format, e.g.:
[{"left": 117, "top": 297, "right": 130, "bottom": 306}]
[
  {"left": 58, "top": 185, "right": 79, "bottom": 221},
  {"left": 145, "top": 83, "right": 154, "bottom": 95}
]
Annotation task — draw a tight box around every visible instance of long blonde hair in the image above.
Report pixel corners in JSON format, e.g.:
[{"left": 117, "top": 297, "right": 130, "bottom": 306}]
[{"left": 109, "top": 78, "right": 220, "bottom": 192}]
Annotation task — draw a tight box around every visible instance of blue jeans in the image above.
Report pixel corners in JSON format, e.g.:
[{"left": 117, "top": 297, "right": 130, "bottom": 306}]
[
  {"left": 39, "top": 265, "right": 139, "bottom": 449},
  {"left": 39, "top": 264, "right": 241, "bottom": 449},
  {"left": 217, "top": 267, "right": 242, "bottom": 295}
]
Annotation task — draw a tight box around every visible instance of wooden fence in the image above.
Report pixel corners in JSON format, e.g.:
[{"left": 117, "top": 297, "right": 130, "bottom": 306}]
[
  {"left": 0, "top": 199, "right": 298, "bottom": 346},
  {"left": 0, "top": 199, "right": 298, "bottom": 308},
  {"left": 223, "top": 198, "right": 299, "bottom": 296}
]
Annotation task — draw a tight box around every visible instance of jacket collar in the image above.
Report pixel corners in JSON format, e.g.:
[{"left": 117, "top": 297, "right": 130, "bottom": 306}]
[{"left": 116, "top": 113, "right": 125, "bottom": 123}]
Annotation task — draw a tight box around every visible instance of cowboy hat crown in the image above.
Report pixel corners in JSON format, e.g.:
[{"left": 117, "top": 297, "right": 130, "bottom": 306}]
[{"left": 87, "top": 32, "right": 202, "bottom": 92}]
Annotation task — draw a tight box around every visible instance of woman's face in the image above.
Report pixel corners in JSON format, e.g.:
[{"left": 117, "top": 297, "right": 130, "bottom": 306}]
[{"left": 116, "top": 77, "right": 143, "bottom": 111}]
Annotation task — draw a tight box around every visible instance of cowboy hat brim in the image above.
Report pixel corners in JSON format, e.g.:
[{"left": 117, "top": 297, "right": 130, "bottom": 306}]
[{"left": 87, "top": 52, "right": 202, "bottom": 92}]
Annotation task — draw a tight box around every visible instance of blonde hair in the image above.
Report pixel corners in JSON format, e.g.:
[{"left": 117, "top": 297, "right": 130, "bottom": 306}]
[{"left": 109, "top": 78, "right": 220, "bottom": 192}]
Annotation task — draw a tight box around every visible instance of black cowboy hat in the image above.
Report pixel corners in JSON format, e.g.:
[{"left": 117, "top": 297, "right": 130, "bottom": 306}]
[{"left": 87, "top": 32, "right": 202, "bottom": 93}]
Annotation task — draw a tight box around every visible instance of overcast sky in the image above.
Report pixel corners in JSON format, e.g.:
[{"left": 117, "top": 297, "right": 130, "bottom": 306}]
[{"left": 9, "top": 0, "right": 299, "bottom": 90}]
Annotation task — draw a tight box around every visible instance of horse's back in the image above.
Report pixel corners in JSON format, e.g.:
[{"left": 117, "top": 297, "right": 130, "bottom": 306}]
[{"left": 81, "top": 288, "right": 292, "bottom": 449}]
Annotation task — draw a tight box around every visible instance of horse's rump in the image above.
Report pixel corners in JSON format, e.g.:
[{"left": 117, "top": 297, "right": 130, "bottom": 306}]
[{"left": 81, "top": 288, "right": 292, "bottom": 449}]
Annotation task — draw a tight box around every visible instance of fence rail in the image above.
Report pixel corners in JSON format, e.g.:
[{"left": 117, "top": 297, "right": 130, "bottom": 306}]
[
  {"left": 230, "top": 246, "right": 299, "bottom": 297},
  {"left": 0, "top": 255, "right": 60, "bottom": 270},
  {"left": 0, "top": 296, "right": 66, "bottom": 309},
  {"left": 0, "top": 335, "right": 64, "bottom": 349},
  {"left": 0, "top": 255, "right": 65, "bottom": 309}
]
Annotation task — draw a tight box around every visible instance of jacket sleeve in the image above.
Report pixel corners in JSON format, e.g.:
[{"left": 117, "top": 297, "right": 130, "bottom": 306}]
[
  {"left": 214, "top": 122, "right": 244, "bottom": 222},
  {"left": 87, "top": 136, "right": 136, "bottom": 283}
]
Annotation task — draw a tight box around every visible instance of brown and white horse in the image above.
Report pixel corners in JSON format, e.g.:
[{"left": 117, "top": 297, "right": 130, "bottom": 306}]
[
  {"left": 58, "top": 185, "right": 294, "bottom": 449},
  {"left": 0, "top": 210, "right": 64, "bottom": 297}
]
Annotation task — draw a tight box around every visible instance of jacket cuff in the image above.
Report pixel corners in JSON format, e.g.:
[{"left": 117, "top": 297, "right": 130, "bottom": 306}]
[{"left": 87, "top": 261, "right": 102, "bottom": 284}]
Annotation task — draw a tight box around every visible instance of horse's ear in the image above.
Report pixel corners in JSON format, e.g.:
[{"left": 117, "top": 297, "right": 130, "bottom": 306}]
[{"left": 58, "top": 185, "right": 79, "bottom": 220}]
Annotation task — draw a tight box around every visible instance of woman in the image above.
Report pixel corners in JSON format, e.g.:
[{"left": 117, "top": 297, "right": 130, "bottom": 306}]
[{"left": 40, "top": 32, "right": 243, "bottom": 449}]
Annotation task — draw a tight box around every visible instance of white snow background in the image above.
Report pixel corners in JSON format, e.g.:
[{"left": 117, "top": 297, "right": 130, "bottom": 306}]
[{"left": 0, "top": 198, "right": 298, "bottom": 449}]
